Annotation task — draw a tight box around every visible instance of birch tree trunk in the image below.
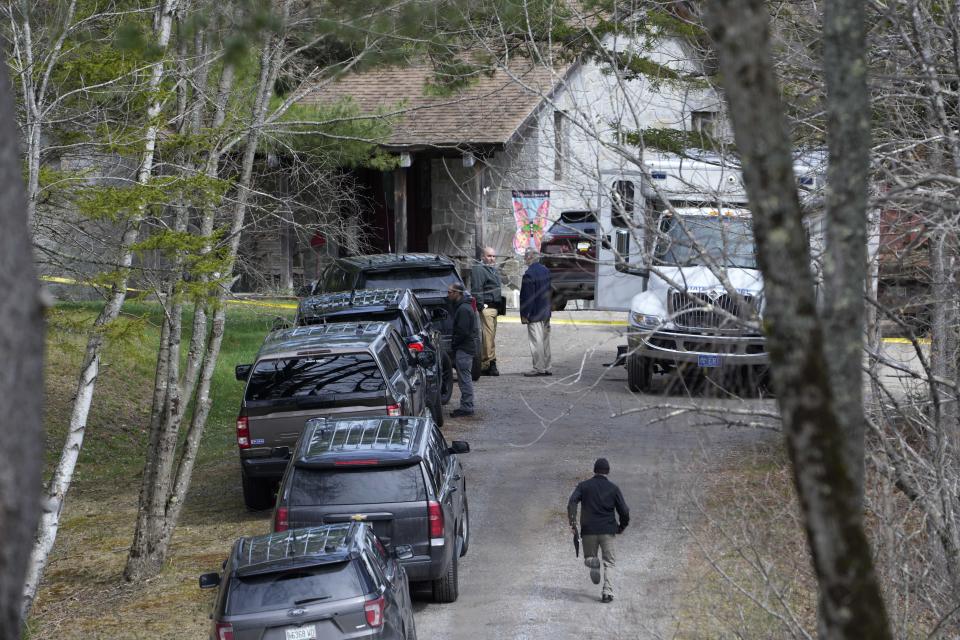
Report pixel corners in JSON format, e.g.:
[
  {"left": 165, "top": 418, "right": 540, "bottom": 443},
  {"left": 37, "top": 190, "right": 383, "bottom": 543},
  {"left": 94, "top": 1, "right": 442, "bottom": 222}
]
[
  {"left": 123, "top": 1, "right": 290, "bottom": 581},
  {"left": 0, "top": 59, "right": 44, "bottom": 640},
  {"left": 703, "top": 0, "right": 892, "bottom": 636},
  {"left": 21, "top": 0, "right": 180, "bottom": 618}
]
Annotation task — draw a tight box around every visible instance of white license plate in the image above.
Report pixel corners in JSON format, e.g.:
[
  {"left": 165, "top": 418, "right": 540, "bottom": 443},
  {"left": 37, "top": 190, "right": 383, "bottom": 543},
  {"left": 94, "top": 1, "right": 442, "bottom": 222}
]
[
  {"left": 698, "top": 354, "right": 722, "bottom": 368},
  {"left": 576, "top": 241, "right": 591, "bottom": 252},
  {"left": 285, "top": 626, "right": 317, "bottom": 640}
]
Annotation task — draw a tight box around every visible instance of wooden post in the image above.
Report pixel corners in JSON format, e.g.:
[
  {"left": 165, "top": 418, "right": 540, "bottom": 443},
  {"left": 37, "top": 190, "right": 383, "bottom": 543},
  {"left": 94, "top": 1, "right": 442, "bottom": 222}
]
[{"left": 394, "top": 166, "right": 407, "bottom": 253}]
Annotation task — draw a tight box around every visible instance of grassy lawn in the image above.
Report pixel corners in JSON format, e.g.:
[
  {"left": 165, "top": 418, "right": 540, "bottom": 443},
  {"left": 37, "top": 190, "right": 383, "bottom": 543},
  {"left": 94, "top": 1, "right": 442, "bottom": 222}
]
[{"left": 30, "top": 300, "right": 293, "bottom": 639}]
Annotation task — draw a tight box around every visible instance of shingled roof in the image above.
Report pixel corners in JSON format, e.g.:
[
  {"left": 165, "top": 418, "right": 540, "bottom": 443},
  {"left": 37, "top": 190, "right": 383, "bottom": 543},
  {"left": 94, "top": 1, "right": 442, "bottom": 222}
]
[{"left": 299, "top": 61, "right": 574, "bottom": 150}]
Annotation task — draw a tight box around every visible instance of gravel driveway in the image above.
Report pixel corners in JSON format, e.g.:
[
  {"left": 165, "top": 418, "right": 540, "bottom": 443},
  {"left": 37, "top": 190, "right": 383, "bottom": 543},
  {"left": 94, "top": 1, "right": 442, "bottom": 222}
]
[{"left": 413, "top": 312, "right": 777, "bottom": 639}]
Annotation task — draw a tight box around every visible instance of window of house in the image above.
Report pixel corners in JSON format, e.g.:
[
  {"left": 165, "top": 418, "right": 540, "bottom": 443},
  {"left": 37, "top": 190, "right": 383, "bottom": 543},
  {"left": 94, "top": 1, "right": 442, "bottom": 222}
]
[
  {"left": 554, "top": 110, "right": 567, "bottom": 181},
  {"left": 691, "top": 111, "right": 718, "bottom": 138}
]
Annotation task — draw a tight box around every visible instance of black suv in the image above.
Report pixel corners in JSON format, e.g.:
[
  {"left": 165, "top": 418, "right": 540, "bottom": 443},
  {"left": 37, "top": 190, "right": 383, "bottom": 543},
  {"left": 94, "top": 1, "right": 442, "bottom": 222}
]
[
  {"left": 296, "top": 289, "right": 451, "bottom": 409},
  {"left": 234, "top": 322, "right": 437, "bottom": 510},
  {"left": 312, "top": 253, "right": 482, "bottom": 380},
  {"left": 540, "top": 210, "right": 599, "bottom": 310},
  {"left": 274, "top": 416, "right": 470, "bottom": 603},
  {"left": 199, "top": 523, "right": 416, "bottom": 639}
]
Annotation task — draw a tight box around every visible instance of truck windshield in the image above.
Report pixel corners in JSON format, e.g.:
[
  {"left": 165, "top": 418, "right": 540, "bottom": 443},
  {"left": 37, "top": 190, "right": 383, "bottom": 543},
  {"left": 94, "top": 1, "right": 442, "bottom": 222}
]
[
  {"left": 362, "top": 269, "right": 460, "bottom": 293},
  {"left": 655, "top": 215, "right": 756, "bottom": 269}
]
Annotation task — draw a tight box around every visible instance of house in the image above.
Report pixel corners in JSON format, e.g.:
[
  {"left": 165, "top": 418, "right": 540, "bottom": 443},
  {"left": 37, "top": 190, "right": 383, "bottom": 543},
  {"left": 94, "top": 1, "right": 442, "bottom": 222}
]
[{"left": 252, "top": 31, "right": 725, "bottom": 292}]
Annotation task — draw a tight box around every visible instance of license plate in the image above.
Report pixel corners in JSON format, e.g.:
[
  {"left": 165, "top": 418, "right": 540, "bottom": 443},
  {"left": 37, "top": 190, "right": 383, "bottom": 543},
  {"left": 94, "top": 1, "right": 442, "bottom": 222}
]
[
  {"left": 698, "top": 354, "right": 722, "bottom": 368},
  {"left": 576, "top": 241, "right": 591, "bottom": 252},
  {"left": 286, "top": 625, "right": 317, "bottom": 640}
]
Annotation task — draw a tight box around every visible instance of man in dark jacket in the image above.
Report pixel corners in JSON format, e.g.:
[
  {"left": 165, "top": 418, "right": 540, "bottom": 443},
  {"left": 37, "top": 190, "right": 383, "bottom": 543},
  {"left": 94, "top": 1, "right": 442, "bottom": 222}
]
[
  {"left": 567, "top": 457, "right": 630, "bottom": 602},
  {"left": 519, "top": 247, "right": 552, "bottom": 376},
  {"left": 471, "top": 246, "right": 503, "bottom": 376},
  {"left": 447, "top": 282, "right": 476, "bottom": 417}
]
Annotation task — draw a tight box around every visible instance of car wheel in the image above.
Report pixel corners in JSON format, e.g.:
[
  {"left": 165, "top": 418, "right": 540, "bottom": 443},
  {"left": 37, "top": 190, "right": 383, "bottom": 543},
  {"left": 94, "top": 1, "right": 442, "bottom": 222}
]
[
  {"left": 430, "top": 394, "right": 445, "bottom": 428},
  {"left": 431, "top": 554, "right": 459, "bottom": 603},
  {"left": 552, "top": 295, "right": 567, "bottom": 311},
  {"left": 440, "top": 353, "right": 453, "bottom": 404},
  {"left": 627, "top": 353, "right": 652, "bottom": 393},
  {"left": 241, "top": 471, "right": 274, "bottom": 511},
  {"left": 471, "top": 353, "right": 482, "bottom": 381},
  {"left": 459, "top": 499, "right": 470, "bottom": 557}
]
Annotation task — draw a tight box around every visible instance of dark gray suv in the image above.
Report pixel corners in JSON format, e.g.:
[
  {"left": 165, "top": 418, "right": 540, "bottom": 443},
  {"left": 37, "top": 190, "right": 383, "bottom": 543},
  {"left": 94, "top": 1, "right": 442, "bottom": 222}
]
[
  {"left": 234, "top": 322, "right": 437, "bottom": 510},
  {"left": 273, "top": 416, "right": 470, "bottom": 603},
  {"left": 199, "top": 523, "right": 416, "bottom": 639}
]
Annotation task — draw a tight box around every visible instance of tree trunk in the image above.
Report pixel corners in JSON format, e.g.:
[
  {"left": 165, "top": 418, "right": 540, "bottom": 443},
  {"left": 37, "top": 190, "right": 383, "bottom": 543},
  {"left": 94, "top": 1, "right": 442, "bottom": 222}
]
[
  {"left": 703, "top": 0, "right": 892, "bottom": 636},
  {"left": 0, "top": 59, "right": 45, "bottom": 640},
  {"left": 22, "top": 0, "right": 180, "bottom": 617}
]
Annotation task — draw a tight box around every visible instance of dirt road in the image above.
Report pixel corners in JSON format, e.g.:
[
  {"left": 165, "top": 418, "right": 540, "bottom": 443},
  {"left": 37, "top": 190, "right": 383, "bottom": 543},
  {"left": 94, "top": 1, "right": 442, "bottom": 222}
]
[{"left": 414, "top": 314, "right": 776, "bottom": 639}]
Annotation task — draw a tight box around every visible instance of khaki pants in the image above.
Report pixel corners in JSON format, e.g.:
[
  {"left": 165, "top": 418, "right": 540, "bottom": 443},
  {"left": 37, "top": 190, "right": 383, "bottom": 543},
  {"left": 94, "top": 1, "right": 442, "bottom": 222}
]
[
  {"left": 526, "top": 319, "right": 551, "bottom": 373},
  {"left": 582, "top": 534, "right": 616, "bottom": 596},
  {"left": 480, "top": 307, "right": 498, "bottom": 369}
]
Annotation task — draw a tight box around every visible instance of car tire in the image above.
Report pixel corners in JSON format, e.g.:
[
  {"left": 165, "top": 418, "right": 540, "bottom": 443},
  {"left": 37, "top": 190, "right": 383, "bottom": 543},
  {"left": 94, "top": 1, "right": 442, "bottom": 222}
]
[
  {"left": 241, "top": 471, "right": 274, "bottom": 511},
  {"left": 440, "top": 353, "right": 453, "bottom": 404},
  {"left": 471, "top": 353, "right": 482, "bottom": 381},
  {"left": 627, "top": 353, "right": 652, "bottom": 393},
  {"left": 551, "top": 295, "right": 567, "bottom": 311},
  {"left": 432, "top": 555, "right": 459, "bottom": 603},
  {"left": 459, "top": 499, "right": 470, "bottom": 557},
  {"left": 430, "top": 394, "right": 445, "bottom": 428}
]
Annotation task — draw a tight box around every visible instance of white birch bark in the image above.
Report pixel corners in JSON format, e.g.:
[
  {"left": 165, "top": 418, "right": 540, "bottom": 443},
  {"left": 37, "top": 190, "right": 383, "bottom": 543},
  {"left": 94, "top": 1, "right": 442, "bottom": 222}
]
[{"left": 21, "top": 0, "right": 180, "bottom": 618}]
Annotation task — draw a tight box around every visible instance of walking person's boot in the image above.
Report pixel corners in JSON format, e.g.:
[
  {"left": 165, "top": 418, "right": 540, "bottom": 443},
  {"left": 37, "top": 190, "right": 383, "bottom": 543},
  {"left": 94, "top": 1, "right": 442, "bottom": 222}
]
[{"left": 487, "top": 359, "right": 499, "bottom": 376}]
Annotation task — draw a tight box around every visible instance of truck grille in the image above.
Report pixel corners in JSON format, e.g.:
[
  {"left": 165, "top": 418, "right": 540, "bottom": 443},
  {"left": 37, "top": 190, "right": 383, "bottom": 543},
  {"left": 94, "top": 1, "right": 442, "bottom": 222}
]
[{"left": 670, "top": 290, "right": 759, "bottom": 331}]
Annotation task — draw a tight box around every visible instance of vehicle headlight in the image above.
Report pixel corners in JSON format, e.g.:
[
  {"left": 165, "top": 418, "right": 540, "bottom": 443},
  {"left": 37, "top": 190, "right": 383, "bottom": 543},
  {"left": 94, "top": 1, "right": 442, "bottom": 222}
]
[{"left": 630, "top": 312, "right": 662, "bottom": 328}]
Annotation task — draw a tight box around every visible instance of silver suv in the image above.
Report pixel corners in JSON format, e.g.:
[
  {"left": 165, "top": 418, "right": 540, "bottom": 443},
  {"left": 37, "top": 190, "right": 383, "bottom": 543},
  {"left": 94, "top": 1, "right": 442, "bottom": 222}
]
[
  {"left": 199, "top": 523, "right": 416, "bottom": 639},
  {"left": 234, "top": 322, "right": 436, "bottom": 510}
]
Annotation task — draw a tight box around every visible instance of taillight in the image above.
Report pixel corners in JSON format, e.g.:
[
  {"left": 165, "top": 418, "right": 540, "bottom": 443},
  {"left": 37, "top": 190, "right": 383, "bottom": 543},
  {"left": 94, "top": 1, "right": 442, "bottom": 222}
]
[
  {"left": 364, "top": 595, "right": 386, "bottom": 627},
  {"left": 469, "top": 297, "right": 477, "bottom": 312},
  {"left": 428, "top": 500, "right": 444, "bottom": 538},
  {"left": 236, "top": 416, "right": 250, "bottom": 449},
  {"left": 387, "top": 403, "right": 401, "bottom": 417},
  {"left": 407, "top": 340, "right": 425, "bottom": 352},
  {"left": 214, "top": 622, "right": 234, "bottom": 640},
  {"left": 274, "top": 506, "right": 288, "bottom": 532}
]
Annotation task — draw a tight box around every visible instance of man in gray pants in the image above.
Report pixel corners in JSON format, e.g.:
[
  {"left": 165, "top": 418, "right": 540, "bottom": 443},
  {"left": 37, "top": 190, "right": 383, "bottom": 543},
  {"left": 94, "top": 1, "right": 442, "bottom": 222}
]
[
  {"left": 568, "top": 458, "right": 630, "bottom": 602},
  {"left": 447, "top": 283, "right": 476, "bottom": 418}
]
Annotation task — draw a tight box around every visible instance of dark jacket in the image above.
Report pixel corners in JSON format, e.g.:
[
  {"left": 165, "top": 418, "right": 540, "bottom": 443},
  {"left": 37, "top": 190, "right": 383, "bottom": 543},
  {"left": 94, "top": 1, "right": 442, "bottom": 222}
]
[
  {"left": 567, "top": 474, "right": 630, "bottom": 536},
  {"left": 471, "top": 263, "right": 502, "bottom": 307},
  {"left": 519, "top": 261, "right": 551, "bottom": 323},
  {"left": 450, "top": 297, "right": 476, "bottom": 355}
]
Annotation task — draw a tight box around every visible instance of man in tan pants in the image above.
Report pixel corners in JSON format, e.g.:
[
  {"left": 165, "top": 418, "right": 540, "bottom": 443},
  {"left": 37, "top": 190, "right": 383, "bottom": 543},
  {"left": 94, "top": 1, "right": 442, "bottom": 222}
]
[
  {"left": 568, "top": 458, "right": 630, "bottom": 602},
  {"left": 471, "top": 247, "right": 502, "bottom": 376}
]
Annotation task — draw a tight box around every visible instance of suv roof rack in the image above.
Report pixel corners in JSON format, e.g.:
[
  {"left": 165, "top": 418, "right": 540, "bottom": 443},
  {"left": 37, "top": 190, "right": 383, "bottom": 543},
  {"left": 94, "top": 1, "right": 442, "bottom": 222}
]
[
  {"left": 265, "top": 321, "right": 388, "bottom": 344},
  {"left": 235, "top": 524, "right": 358, "bottom": 574},
  {"left": 295, "top": 417, "right": 427, "bottom": 468}
]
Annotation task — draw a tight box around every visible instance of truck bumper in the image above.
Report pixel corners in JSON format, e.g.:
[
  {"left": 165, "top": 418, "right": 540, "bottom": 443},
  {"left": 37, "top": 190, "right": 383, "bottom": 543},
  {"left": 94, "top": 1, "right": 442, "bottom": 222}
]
[{"left": 627, "top": 328, "right": 768, "bottom": 365}]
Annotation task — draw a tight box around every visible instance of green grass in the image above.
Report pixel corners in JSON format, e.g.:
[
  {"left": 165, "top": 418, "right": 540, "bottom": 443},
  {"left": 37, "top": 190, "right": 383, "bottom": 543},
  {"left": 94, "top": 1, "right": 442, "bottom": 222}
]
[{"left": 43, "top": 299, "right": 293, "bottom": 496}]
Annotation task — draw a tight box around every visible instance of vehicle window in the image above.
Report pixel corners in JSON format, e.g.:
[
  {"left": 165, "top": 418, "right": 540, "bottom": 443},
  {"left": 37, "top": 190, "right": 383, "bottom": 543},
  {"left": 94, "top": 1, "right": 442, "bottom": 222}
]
[
  {"left": 420, "top": 454, "right": 441, "bottom": 496},
  {"left": 560, "top": 210, "right": 597, "bottom": 224},
  {"left": 387, "top": 334, "right": 412, "bottom": 369},
  {"left": 289, "top": 466, "right": 427, "bottom": 505},
  {"left": 226, "top": 562, "right": 361, "bottom": 614},
  {"left": 245, "top": 354, "right": 385, "bottom": 401},
  {"left": 362, "top": 269, "right": 460, "bottom": 293},
  {"left": 425, "top": 444, "right": 445, "bottom": 491},
  {"left": 360, "top": 552, "right": 386, "bottom": 591},
  {"left": 612, "top": 181, "right": 635, "bottom": 229},
  {"left": 379, "top": 345, "right": 399, "bottom": 378},
  {"left": 365, "top": 530, "right": 389, "bottom": 574},
  {"left": 432, "top": 428, "right": 450, "bottom": 459},
  {"left": 654, "top": 214, "right": 757, "bottom": 269},
  {"left": 406, "top": 297, "right": 426, "bottom": 332}
]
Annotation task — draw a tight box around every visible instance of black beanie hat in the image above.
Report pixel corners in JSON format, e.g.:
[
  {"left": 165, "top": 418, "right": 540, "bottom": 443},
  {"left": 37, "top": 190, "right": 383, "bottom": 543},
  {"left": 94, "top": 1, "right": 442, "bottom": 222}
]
[{"left": 594, "top": 458, "right": 610, "bottom": 474}]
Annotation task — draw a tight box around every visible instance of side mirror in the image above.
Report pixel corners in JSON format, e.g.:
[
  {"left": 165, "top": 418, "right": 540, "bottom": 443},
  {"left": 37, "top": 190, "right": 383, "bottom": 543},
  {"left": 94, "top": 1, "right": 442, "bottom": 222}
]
[
  {"left": 199, "top": 572, "right": 221, "bottom": 589},
  {"left": 416, "top": 350, "right": 436, "bottom": 368},
  {"left": 448, "top": 440, "right": 470, "bottom": 455},
  {"left": 235, "top": 364, "right": 252, "bottom": 381},
  {"left": 393, "top": 544, "right": 414, "bottom": 560}
]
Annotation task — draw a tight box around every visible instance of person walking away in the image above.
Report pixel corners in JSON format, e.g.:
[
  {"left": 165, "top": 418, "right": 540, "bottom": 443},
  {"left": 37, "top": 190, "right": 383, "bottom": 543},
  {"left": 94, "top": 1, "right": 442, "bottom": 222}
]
[
  {"left": 519, "top": 247, "right": 552, "bottom": 376},
  {"left": 447, "top": 283, "right": 476, "bottom": 417},
  {"left": 471, "top": 246, "right": 502, "bottom": 376},
  {"left": 567, "top": 457, "right": 630, "bottom": 603}
]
